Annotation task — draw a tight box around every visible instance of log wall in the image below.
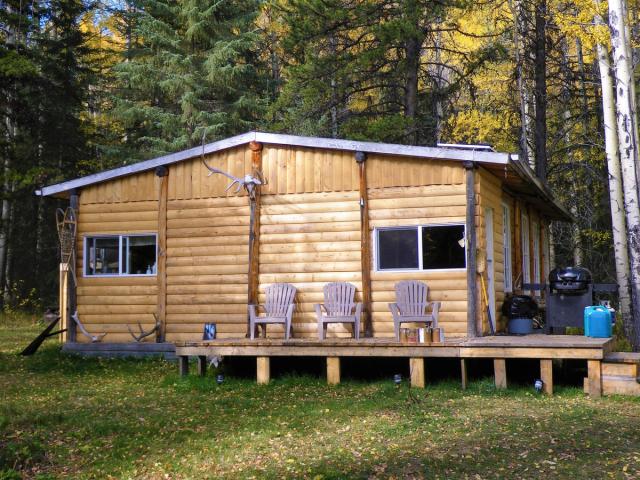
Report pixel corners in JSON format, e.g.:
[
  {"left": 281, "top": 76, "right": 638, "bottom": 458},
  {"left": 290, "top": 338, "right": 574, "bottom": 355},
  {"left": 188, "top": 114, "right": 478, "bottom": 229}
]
[
  {"left": 368, "top": 184, "right": 468, "bottom": 337},
  {"left": 76, "top": 175, "right": 160, "bottom": 343},
  {"left": 72, "top": 143, "right": 552, "bottom": 343}
]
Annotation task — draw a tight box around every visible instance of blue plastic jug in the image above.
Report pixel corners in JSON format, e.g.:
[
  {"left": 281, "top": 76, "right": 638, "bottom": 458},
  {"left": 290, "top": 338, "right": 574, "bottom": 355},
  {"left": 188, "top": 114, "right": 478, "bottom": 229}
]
[{"left": 584, "top": 306, "right": 612, "bottom": 338}]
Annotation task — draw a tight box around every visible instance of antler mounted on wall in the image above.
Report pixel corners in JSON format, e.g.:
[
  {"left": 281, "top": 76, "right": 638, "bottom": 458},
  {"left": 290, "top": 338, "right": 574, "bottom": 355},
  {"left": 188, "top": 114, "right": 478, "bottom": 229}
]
[{"left": 202, "top": 161, "right": 265, "bottom": 200}]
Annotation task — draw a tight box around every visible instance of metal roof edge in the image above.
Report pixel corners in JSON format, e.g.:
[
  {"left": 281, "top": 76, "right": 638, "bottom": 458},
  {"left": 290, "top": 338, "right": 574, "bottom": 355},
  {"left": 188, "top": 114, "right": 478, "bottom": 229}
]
[
  {"left": 36, "top": 131, "right": 511, "bottom": 197},
  {"left": 37, "top": 131, "right": 257, "bottom": 197},
  {"left": 508, "top": 155, "right": 573, "bottom": 221}
]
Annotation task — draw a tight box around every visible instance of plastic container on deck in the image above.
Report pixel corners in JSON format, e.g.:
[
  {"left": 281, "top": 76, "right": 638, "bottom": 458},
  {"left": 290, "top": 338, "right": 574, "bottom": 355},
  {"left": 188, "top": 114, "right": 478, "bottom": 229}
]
[
  {"left": 584, "top": 306, "right": 613, "bottom": 338},
  {"left": 508, "top": 317, "right": 533, "bottom": 335}
]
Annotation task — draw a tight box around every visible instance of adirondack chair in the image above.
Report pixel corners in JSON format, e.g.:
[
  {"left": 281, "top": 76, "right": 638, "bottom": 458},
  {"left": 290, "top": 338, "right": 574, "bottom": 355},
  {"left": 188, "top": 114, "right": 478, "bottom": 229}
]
[
  {"left": 315, "top": 282, "right": 362, "bottom": 340},
  {"left": 389, "top": 280, "right": 441, "bottom": 341},
  {"left": 249, "top": 283, "right": 297, "bottom": 340}
]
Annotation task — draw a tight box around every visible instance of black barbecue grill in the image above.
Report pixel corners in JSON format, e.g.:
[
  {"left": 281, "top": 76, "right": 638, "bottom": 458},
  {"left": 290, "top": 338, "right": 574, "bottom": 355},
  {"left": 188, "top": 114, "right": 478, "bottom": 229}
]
[
  {"left": 545, "top": 266, "right": 593, "bottom": 332},
  {"left": 548, "top": 267, "right": 592, "bottom": 294}
]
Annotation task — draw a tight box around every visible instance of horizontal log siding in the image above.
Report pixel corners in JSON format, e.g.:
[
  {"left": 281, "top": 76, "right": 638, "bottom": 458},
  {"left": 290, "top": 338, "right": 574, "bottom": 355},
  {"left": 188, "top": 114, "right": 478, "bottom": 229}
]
[
  {"left": 165, "top": 195, "right": 250, "bottom": 341},
  {"left": 367, "top": 183, "right": 469, "bottom": 338},
  {"left": 76, "top": 177, "right": 159, "bottom": 343},
  {"left": 476, "top": 168, "right": 505, "bottom": 334},
  {"left": 258, "top": 191, "right": 362, "bottom": 338}
]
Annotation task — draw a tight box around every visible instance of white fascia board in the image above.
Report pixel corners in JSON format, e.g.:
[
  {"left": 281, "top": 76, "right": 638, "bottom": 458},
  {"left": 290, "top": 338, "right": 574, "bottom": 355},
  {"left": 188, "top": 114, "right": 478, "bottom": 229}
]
[{"left": 37, "top": 131, "right": 510, "bottom": 197}]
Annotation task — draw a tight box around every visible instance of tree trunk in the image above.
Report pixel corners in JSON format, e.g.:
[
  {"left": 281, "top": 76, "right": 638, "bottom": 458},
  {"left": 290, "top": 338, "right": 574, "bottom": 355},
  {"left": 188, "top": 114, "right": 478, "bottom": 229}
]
[
  {"left": 510, "top": 0, "right": 533, "bottom": 167},
  {"left": 596, "top": 33, "right": 634, "bottom": 343},
  {"left": 609, "top": 0, "right": 640, "bottom": 350},
  {"left": 403, "top": 0, "right": 420, "bottom": 145},
  {"left": 534, "top": 0, "right": 547, "bottom": 179},
  {"left": 329, "top": 33, "right": 338, "bottom": 139}
]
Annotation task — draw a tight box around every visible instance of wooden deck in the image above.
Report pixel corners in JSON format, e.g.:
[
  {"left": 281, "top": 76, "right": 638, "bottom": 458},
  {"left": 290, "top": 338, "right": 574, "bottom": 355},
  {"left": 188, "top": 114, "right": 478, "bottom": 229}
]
[{"left": 175, "top": 335, "right": 614, "bottom": 396}]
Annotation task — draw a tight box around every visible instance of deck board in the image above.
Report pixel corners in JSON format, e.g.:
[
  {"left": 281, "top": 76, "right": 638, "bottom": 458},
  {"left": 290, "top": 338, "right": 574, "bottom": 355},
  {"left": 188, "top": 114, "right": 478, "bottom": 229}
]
[{"left": 175, "top": 334, "right": 613, "bottom": 360}]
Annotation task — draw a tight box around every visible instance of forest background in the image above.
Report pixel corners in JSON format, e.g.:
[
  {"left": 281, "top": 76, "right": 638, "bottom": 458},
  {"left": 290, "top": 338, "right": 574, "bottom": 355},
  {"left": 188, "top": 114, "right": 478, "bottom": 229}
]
[{"left": 0, "top": 0, "right": 626, "bottom": 319}]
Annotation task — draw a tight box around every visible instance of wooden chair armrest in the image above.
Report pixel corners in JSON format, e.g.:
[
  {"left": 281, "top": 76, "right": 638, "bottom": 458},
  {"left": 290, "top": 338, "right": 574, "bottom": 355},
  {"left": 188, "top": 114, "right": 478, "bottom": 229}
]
[{"left": 427, "top": 301, "right": 441, "bottom": 314}]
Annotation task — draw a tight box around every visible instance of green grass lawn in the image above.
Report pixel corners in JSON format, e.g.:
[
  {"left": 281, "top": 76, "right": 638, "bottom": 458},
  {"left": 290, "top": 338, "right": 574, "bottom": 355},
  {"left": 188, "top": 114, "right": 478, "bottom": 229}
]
[{"left": 2, "top": 317, "right": 640, "bottom": 479}]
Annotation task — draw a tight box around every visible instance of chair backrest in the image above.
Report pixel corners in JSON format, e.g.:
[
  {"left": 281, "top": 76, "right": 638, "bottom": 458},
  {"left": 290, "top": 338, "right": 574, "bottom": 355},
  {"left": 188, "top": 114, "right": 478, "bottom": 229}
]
[
  {"left": 323, "top": 282, "right": 356, "bottom": 316},
  {"left": 264, "top": 283, "right": 297, "bottom": 317},
  {"left": 395, "top": 280, "right": 428, "bottom": 316}
]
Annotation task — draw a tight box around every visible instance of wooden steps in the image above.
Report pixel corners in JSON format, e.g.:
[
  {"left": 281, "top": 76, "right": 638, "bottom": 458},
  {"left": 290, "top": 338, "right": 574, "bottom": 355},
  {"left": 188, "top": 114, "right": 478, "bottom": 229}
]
[{"left": 584, "top": 352, "right": 640, "bottom": 396}]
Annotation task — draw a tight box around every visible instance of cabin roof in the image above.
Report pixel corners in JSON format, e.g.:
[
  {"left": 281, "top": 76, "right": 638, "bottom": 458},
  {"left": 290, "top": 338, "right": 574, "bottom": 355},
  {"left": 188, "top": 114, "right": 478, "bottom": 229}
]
[{"left": 35, "top": 131, "right": 571, "bottom": 220}]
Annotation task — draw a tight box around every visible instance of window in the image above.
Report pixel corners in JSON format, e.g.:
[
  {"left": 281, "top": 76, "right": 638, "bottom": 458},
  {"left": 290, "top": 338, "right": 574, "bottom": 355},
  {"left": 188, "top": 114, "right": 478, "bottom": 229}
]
[
  {"left": 532, "top": 221, "right": 541, "bottom": 296},
  {"left": 85, "top": 234, "right": 157, "bottom": 276},
  {"left": 375, "top": 225, "right": 466, "bottom": 271},
  {"left": 521, "top": 213, "right": 530, "bottom": 286},
  {"left": 502, "top": 204, "right": 512, "bottom": 292}
]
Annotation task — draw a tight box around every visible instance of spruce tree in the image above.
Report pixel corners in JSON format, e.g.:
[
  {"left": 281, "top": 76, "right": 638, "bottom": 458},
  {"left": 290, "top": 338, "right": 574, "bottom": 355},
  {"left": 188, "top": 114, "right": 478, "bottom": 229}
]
[{"left": 111, "top": 0, "right": 266, "bottom": 161}]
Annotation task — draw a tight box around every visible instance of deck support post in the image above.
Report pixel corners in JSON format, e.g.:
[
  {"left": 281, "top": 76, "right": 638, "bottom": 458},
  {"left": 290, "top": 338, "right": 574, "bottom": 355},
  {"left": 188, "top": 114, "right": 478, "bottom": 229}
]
[
  {"left": 494, "top": 358, "right": 507, "bottom": 389},
  {"left": 588, "top": 360, "right": 602, "bottom": 398},
  {"left": 257, "top": 356, "right": 270, "bottom": 384},
  {"left": 247, "top": 141, "right": 263, "bottom": 337},
  {"left": 540, "top": 359, "right": 553, "bottom": 395},
  {"left": 460, "top": 358, "right": 468, "bottom": 390},
  {"left": 179, "top": 356, "right": 189, "bottom": 377},
  {"left": 356, "top": 151, "right": 373, "bottom": 337},
  {"left": 410, "top": 357, "right": 425, "bottom": 388},
  {"left": 197, "top": 355, "right": 207, "bottom": 376},
  {"left": 327, "top": 357, "right": 341, "bottom": 385},
  {"left": 156, "top": 166, "right": 169, "bottom": 342},
  {"left": 464, "top": 162, "right": 478, "bottom": 338}
]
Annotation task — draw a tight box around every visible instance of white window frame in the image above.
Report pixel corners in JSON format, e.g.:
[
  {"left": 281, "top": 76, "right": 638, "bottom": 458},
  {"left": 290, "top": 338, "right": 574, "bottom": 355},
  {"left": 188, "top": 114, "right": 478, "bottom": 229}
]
[
  {"left": 373, "top": 223, "right": 467, "bottom": 272},
  {"left": 83, "top": 233, "right": 158, "bottom": 277},
  {"left": 521, "top": 212, "right": 531, "bottom": 286},
  {"left": 502, "top": 203, "right": 513, "bottom": 292},
  {"left": 532, "top": 221, "right": 541, "bottom": 296}
]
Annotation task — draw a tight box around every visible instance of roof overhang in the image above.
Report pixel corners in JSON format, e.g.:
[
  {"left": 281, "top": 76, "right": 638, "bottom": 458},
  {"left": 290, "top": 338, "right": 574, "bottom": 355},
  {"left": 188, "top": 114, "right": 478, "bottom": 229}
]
[
  {"left": 35, "top": 131, "right": 509, "bottom": 198},
  {"left": 35, "top": 130, "right": 569, "bottom": 221}
]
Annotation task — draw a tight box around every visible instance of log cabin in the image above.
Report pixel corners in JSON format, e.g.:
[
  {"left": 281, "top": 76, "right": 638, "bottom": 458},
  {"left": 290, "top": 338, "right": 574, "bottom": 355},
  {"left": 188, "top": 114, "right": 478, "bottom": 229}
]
[{"left": 37, "top": 131, "right": 571, "bottom": 352}]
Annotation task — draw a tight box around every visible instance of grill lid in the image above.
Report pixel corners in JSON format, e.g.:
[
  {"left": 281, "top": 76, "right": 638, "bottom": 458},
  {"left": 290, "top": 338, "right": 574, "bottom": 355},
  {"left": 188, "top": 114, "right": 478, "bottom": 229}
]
[{"left": 549, "top": 266, "right": 592, "bottom": 284}]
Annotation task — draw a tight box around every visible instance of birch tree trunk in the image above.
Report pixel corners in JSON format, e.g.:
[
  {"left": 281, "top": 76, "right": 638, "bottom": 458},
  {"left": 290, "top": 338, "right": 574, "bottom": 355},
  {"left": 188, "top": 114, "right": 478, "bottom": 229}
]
[
  {"left": 595, "top": 11, "right": 633, "bottom": 339},
  {"left": 609, "top": 0, "right": 640, "bottom": 350},
  {"left": 534, "top": 0, "right": 547, "bottom": 180}
]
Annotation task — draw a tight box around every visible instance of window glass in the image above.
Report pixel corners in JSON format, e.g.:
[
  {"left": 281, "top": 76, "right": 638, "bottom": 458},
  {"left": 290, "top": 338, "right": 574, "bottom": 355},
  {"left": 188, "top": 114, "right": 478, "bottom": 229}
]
[
  {"left": 422, "top": 225, "right": 466, "bottom": 269},
  {"left": 127, "top": 236, "right": 156, "bottom": 274},
  {"left": 378, "top": 228, "right": 419, "bottom": 270},
  {"left": 91, "top": 237, "right": 119, "bottom": 275},
  {"left": 85, "top": 234, "right": 156, "bottom": 276}
]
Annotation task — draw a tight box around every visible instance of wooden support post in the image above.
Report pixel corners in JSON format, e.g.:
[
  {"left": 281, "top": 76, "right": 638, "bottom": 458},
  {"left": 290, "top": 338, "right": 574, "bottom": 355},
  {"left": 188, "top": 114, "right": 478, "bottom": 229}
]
[
  {"left": 156, "top": 166, "right": 169, "bottom": 342},
  {"left": 179, "top": 356, "right": 189, "bottom": 377},
  {"left": 513, "top": 201, "right": 522, "bottom": 290},
  {"left": 257, "top": 356, "right": 270, "bottom": 384},
  {"left": 197, "top": 355, "right": 207, "bottom": 377},
  {"left": 247, "top": 141, "right": 263, "bottom": 337},
  {"left": 356, "top": 151, "right": 373, "bottom": 337},
  {"left": 588, "top": 360, "right": 602, "bottom": 398},
  {"left": 540, "top": 359, "right": 553, "bottom": 395},
  {"left": 59, "top": 263, "right": 69, "bottom": 343},
  {"left": 410, "top": 357, "right": 425, "bottom": 388},
  {"left": 68, "top": 190, "right": 79, "bottom": 342},
  {"left": 327, "top": 357, "right": 341, "bottom": 385},
  {"left": 464, "top": 162, "right": 478, "bottom": 338},
  {"left": 460, "top": 358, "right": 468, "bottom": 390},
  {"left": 494, "top": 358, "right": 507, "bottom": 389}
]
